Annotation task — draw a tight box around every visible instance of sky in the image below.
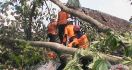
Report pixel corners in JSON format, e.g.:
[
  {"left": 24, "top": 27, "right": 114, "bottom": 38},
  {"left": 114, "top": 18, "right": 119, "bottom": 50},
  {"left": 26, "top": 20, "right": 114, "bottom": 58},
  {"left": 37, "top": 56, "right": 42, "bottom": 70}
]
[
  {"left": 60, "top": 0, "right": 132, "bottom": 21},
  {"left": 1, "top": 0, "right": 132, "bottom": 27},
  {"left": 1, "top": 0, "right": 132, "bottom": 21}
]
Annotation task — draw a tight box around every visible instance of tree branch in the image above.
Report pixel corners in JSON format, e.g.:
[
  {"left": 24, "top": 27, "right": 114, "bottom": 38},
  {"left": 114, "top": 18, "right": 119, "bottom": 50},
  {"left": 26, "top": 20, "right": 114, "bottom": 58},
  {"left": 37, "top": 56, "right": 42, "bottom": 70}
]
[{"left": 0, "top": 38, "right": 124, "bottom": 63}]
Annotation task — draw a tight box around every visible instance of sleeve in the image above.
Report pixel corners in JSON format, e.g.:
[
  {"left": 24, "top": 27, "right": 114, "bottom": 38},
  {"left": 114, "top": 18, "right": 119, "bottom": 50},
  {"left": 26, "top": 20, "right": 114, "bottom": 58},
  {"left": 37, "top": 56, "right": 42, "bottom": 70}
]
[
  {"left": 77, "top": 35, "right": 85, "bottom": 44},
  {"left": 79, "top": 35, "right": 89, "bottom": 46},
  {"left": 74, "top": 38, "right": 79, "bottom": 45}
]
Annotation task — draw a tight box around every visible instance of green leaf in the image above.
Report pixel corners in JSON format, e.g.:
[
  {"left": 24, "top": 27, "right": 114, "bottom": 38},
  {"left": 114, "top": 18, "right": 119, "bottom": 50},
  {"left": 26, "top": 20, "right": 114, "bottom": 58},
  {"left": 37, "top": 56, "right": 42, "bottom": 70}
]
[
  {"left": 110, "top": 37, "right": 119, "bottom": 51},
  {"left": 93, "top": 59, "right": 109, "bottom": 70},
  {"left": 125, "top": 46, "right": 132, "bottom": 57},
  {"left": 92, "top": 59, "right": 102, "bottom": 70},
  {"left": 98, "top": 61, "right": 108, "bottom": 70},
  {"left": 122, "top": 61, "right": 132, "bottom": 65}
]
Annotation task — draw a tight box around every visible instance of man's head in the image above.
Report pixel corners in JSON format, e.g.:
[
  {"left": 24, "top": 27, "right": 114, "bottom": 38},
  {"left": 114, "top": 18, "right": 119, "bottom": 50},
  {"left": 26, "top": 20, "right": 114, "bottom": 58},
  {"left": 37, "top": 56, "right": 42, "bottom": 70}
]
[
  {"left": 74, "top": 25, "right": 80, "bottom": 32},
  {"left": 67, "top": 18, "right": 74, "bottom": 25}
]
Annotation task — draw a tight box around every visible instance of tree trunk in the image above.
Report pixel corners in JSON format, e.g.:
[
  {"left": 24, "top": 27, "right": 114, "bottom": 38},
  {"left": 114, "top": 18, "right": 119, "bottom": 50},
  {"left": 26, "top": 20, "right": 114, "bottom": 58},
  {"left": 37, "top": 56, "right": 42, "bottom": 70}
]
[
  {"left": 50, "top": 0, "right": 110, "bottom": 32},
  {"left": 27, "top": 1, "right": 36, "bottom": 40},
  {"left": 0, "top": 38, "right": 124, "bottom": 63}
]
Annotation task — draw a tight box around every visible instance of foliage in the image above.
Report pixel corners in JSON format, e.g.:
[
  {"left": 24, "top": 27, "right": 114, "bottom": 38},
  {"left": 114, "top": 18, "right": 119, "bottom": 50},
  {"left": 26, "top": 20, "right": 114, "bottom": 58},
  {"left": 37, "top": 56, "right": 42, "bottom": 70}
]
[
  {"left": 74, "top": 30, "right": 132, "bottom": 69},
  {"left": 0, "top": 41, "right": 44, "bottom": 69},
  {"left": 0, "top": 0, "right": 132, "bottom": 70},
  {"left": 64, "top": 48, "right": 111, "bottom": 70},
  {"left": 64, "top": 58, "right": 83, "bottom": 70},
  {"left": 92, "top": 59, "right": 110, "bottom": 70},
  {"left": 0, "top": 0, "right": 56, "bottom": 41},
  {"left": 122, "top": 57, "right": 132, "bottom": 65},
  {"left": 0, "top": 0, "right": 57, "bottom": 69},
  {"left": 122, "top": 57, "right": 132, "bottom": 70},
  {"left": 118, "top": 32, "right": 132, "bottom": 57},
  {"left": 125, "top": 46, "right": 132, "bottom": 57},
  {"left": 64, "top": 49, "right": 84, "bottom": 70},
  {"left": 90, "top": 31, "right": 132, "bottom": 57},
  {"left": 91, "top": 31, "right": 119, "bottom": 54}
]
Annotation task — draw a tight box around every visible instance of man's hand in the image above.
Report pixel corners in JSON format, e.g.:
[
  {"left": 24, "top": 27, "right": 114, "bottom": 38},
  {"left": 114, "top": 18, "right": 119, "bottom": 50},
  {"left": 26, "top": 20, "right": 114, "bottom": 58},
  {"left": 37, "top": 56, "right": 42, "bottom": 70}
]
[{"left": 68, "top": 43, "right": 72, "bottom": 48}]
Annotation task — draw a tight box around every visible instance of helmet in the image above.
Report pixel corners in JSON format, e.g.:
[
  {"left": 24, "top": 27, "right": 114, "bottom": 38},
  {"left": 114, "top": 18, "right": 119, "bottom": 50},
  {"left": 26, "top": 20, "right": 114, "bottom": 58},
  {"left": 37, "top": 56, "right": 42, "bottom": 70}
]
[{"left": 74, "top": 25, "right": 80, "bottom": 31}]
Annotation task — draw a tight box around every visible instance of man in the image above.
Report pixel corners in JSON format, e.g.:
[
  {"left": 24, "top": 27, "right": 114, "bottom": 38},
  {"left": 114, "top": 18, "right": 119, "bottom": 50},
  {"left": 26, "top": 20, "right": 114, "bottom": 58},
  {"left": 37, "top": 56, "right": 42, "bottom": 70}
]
[
  {"left": 63, "top": 19, "right": 75, "bottom": 46},
  {"left": 47, "top": 18, "right": 57, "bottom": 42},
  {"left": 68, "top": 25, "right": 89, "bottom": 49},
  {"left": 57, "top": 9, "right": 69, "bottom": 43}
]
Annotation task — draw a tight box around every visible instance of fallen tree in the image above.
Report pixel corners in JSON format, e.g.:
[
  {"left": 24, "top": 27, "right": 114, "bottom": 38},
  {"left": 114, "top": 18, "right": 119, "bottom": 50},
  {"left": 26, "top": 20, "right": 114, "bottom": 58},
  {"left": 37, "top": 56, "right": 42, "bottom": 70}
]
[
  {"left": 0, "top": 38, "right": 124, "bottom": 63},
  {"left": 50, "top": 0, "right": 132, "bottom": 32},
  {"left": 50, "top": 0, "right": 110, "bottom": 32}
]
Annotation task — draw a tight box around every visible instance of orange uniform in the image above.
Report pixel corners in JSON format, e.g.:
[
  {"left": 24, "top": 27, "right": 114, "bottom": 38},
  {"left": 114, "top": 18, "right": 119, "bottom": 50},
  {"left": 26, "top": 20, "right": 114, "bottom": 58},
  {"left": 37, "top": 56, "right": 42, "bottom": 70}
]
[
  {"left": 47, "top": 21, "right": 57, "bottom": 35},
  {"left": 64, "top": 24, "right": 75, "bottom": 38},
  {"left": 57, "top": 11, "right": 69, "bottom": 43},
  {"left": 68, "top": 34, "right": 89, "bottom": 49},
  {"left": 63, "top": 24, "right": 75, "bottom": 44},
  {"left": 57, "top": 11, "right": 69, "bottom": 25}
]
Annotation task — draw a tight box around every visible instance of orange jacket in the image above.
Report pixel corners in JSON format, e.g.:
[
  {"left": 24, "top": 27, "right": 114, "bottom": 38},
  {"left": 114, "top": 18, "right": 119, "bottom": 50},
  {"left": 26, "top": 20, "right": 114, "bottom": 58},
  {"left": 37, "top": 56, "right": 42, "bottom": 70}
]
[
  {"left": 57, "top": 11, "right": 69, "bottom": 25},
  {"left": 64, "top": 24, "right": 75, "bottom": 38},
  {"left": 63, "top": 25, "right": 75, "bottom": 43},
  {"left": 63, "top": 24, "right": 75, "bottom": 43},
  {"left": 68, "top": 34, "right": 89, "bottom": 49},
  {"left": 47, "top": 21, "right": 57, "bottom": 35}
]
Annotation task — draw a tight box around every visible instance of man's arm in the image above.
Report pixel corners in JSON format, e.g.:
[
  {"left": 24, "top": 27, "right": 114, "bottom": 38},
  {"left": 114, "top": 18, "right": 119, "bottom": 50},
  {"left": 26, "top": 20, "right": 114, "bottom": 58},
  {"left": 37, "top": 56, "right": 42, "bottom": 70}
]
[
  {"left": 64, "top": 27, "right": 68, "bottom": 45},
  {"left": 68, "top": 38, "right": 78, "bottom": 48}
]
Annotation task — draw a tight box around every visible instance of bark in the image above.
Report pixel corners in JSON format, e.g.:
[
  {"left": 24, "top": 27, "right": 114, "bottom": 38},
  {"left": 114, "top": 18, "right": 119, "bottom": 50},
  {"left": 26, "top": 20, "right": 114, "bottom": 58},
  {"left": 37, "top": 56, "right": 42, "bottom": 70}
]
[
  {"left": 0, "top": 38, "right": 124, "bottom": 63},
  {"left": 50, "top": 0, "right": 110, "bottom": 31}
]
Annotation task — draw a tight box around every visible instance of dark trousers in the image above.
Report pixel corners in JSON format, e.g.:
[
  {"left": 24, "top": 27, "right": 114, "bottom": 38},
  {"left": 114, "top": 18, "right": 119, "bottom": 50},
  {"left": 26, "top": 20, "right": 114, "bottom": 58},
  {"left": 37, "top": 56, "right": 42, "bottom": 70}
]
[
  {"left": 48, "top": 33, "right": 57, "bottom": 42},
  {"left": 58, "top": 24, "right": 66, "bottom": 43}
]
